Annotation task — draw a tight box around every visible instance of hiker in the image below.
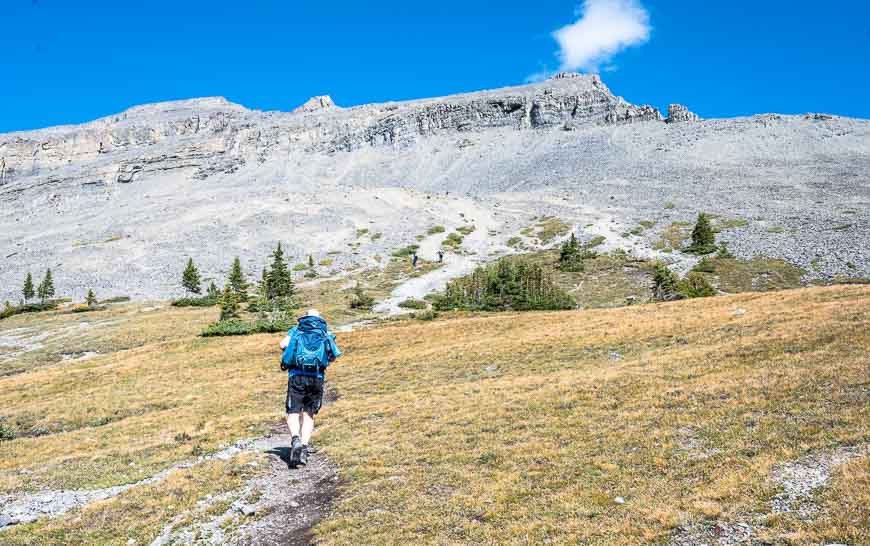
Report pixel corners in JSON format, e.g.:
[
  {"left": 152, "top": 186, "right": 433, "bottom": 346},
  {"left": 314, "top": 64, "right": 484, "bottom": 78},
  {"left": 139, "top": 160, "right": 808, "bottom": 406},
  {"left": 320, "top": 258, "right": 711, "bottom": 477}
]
[
  {"left": 437, "top": 250, "right": 444, "bottom": 263},
  {"left": 412, "top": 252, "right": 419, "bottom": 268},
  {"left": 279, "top": 309, "right": 342, "bottom": 465}
]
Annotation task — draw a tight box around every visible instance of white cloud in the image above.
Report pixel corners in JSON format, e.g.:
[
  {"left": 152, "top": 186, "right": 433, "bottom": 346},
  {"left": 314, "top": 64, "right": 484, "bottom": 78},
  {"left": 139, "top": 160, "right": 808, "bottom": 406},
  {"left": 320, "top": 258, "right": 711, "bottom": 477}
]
[{"left": 552, "top": 0, "right": 651, "bottom": 73}]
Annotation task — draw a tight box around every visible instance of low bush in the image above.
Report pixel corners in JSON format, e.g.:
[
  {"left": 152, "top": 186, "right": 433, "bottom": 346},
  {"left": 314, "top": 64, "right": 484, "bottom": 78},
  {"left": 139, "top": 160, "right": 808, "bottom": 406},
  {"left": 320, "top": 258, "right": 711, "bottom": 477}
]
[
  {"left": 456, "top": 225, "right": 476, "bottom": 236},
  {"left": 679, "top": 272, "right": 717, "bottom": 298},
  {"left": 201, "top": 318, "right": 294, "bottom": 337},
  {"left": 0, "top": 422, "right": 15, "bottom": 442},
  {"left": 433, "top": 258, "right": 576, "bottom": 312},
  {"left": 100, "top": 296, "right": 131, "bottom": 304},
  {"left": 693, "top": 257, "right": 716, "bottom": 273},
  {"left": 293, "top": 263, "right": 309, "bottom": 271},
  {"left": 427, "top": 226, "right": 446, "bottom": 235},
  {"left": 413, "top": 309, "right": 439, "bottom": 321},
  {"left": 171, "top": 296, "right": 219, "bottom": 307},
  {"left": 0, "top": 301, "right": 58, "bottom": 321},
  {"left": 349, "top": 285, "right": 375, "bottom": 310},
  {"left": 398, "top": 298, "right": 428, "bottom": 310},
  {"left": 70, "top": 305, "right": 107, "bottom": 314},
  {"left": 441, "top": 233, "right": 463, "bottom": 249},
  {"left": 392, "top": 245, "right": 420, "bottom": 258}
]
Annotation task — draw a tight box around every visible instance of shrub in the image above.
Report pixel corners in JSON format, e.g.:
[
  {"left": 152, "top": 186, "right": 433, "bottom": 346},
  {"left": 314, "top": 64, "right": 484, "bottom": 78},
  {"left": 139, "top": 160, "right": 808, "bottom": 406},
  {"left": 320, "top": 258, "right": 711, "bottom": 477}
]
[
  {"left": 507, "top": 236, "right": 523, "bottom": 248},
  {"left": 586, "top": 235, "right": 606, "bottom": 248},
  {"left": 171, "top": 296, "right": 219, "bottom": 307},
  {"left": 398, "top": 298, "right": 428, "bottom": 310},
  {"left": 304, "top": 270, "right": 317, "bottom": 278},
  {"left": 201, "top": 318, "right": 294, "bottom": 337},
  {"left": 716, "top": 242, "right": 735, "bottom": 259},
  {"left": 319, "top": 259, "right": 334, "bottom": 267},
  {"left": 433, "top": 258, "right": 576, "bottom": 312},
  {"left": 100, "top": 296, "right": 131, "bottom": 304},
  {"left": 349, "top": 285, "right": 375, "bottom": 310},
  {"left": 70, "top": 305, "right": 107, "bottom": 314},
  {"left": 0, "top": 301, "right": 57, "bottom": 321},
  {"left": 456, "top": 225, "right": 476, "bottom": 236},
  {"left": 427, "top": 225, "right": 446, "bottom": 235},
  {"left": 392, "top": 245, "right": 420, "bottom": 258},
  {"left": 86, "top": 290, "right": 98, "bottom": 307},
  {"left": 371, "top": 232, "right": 383, "bottom": 241},
  {"left": 687, "top": 213, "right": 716, "bottom": 254},
  {"left": 441, "top": 233, "right": 463, "bottom": 249},
  {"left": 679, "top": 272, "right": 717, "bottom": 298},
  {"left": 356, "top": 228, "right": 369, "bottom": 237},
  {"left": 0, "top": 422, "right": 15, "bottom": 442},
  {"left": 413, "top": 310, "right": 439, "bottom": 321},
  {"left": 652, "top": 263, "right": 681, "bottom": 302}
]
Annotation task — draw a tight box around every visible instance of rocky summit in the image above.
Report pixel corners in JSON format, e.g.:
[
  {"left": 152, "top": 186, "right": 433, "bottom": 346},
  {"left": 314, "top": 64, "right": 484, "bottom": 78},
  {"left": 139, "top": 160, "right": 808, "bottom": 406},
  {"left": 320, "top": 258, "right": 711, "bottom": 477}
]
[{"left": 1, "top": 73, "right": 868, "bottom": 301}]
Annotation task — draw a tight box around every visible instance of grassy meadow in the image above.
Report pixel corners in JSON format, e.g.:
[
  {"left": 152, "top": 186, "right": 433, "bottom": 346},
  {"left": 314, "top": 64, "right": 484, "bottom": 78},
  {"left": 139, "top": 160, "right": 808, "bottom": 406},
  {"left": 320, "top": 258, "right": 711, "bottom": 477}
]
[{"left": 0, "top": 284, "right": 868, "bottom": 544}]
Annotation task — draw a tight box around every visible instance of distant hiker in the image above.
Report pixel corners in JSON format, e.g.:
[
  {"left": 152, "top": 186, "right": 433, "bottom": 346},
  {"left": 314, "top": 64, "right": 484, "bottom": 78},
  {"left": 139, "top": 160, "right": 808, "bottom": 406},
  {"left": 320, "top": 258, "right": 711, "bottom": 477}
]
[
  {"left": 412, "top": 252, "right": 419, "bottom": 268},
  {"left": 437, "top": 250, "right": 444, "bottom": 263},
  {"left": 279, "top": 309, "right": 342, "bottom": 466}
]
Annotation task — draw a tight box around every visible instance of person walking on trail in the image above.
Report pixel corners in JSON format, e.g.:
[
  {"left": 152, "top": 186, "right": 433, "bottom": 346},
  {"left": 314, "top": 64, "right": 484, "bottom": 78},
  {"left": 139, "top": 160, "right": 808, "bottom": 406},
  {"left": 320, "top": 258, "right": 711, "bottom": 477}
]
[
  {"left": 412, "top": 252, "right": 419, "bottom": 268},
  {"left": 437, "top": 250, "right": 444, "bottom": 263},
  {"left": 279, "top": 309, "right": 342, "bottom": 466}
]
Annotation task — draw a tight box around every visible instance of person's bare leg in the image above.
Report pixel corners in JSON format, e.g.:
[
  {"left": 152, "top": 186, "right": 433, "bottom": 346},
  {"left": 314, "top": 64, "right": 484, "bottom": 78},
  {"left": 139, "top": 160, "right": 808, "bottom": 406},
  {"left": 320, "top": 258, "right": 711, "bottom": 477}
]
[
  {"left": 287, "top": 412, "right": 301, "bottom": 438},
  {"left": 300, "top": 412, "right": 315, "bottom": 445}
]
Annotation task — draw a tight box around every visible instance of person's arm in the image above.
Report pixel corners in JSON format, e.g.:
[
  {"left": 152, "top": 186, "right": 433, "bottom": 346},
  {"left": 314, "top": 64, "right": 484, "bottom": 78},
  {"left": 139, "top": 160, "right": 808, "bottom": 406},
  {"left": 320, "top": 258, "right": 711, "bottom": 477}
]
[
  {"left": 280, "top": 327, "right": 297, "bottom": 349},
  {"left": 326, "top": 332, "right": 342, "bottom": 361}
]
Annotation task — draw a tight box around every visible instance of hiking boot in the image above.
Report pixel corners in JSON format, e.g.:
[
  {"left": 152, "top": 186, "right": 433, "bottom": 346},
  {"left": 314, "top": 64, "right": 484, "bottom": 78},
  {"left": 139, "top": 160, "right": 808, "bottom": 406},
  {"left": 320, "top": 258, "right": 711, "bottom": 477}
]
[
  {"left": 290, "top": 436, "right": 303, "bottom": 465},
  {"left": 298, "top": 445, "right": 310, "bottom": 465}
]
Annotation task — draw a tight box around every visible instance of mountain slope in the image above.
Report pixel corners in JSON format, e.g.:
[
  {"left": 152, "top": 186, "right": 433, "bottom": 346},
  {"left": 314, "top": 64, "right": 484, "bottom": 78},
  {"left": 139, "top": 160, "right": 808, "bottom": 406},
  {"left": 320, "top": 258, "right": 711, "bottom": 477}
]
[{"left": 1, "top": 74, "right": 869, "bottom": 302}]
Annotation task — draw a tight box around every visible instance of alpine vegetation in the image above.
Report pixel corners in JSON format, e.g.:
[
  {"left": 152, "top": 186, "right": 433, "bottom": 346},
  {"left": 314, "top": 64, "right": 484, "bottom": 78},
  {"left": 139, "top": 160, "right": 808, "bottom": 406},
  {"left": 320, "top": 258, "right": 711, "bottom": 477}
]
[
  {"left": 434, "top": 258, "right": 576, "bottom": 311},
  {"left": 181, "top": 258, "right": 202, "bottom": 295}
]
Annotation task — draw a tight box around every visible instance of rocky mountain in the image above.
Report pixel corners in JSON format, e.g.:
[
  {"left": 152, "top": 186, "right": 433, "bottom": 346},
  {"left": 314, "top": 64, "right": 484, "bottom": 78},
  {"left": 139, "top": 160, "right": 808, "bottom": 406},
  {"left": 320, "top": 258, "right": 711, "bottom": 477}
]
[{"left": 1, "top": 73, "right": 868, "bottom": 302}]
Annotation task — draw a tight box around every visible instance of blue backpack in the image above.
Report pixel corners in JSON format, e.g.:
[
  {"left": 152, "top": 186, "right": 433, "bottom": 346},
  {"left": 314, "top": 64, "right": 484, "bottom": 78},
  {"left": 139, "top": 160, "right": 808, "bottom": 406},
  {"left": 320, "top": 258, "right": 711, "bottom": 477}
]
[{"left": 282, "top": 316, "right": 331, "bottom": 373}]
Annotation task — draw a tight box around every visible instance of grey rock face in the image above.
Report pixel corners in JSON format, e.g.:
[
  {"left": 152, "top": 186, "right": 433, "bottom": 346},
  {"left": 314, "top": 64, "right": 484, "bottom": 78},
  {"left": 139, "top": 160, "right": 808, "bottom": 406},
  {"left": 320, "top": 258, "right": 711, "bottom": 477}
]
[
  {"left": 666, "top": 104, "right": 700, "bottom": 123},
  {"left": 0, "top": 73, "right": 868, "bottom": 303}
]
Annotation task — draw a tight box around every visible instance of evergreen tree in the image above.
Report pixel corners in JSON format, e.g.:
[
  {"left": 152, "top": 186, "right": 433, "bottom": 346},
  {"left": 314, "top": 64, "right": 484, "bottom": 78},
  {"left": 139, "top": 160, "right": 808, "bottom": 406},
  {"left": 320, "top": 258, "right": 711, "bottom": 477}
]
[
  {"left": 219, "top": 284, "right": 241, "bottom": 321},
  {"left": 182, "top": 258, "right": 202, "bottom": 295},
  {"left": 37, "top": 269, "right": 55, "bottom": 302},
  {"left": 86, "top": 289, "right": 97, "bottom": 307},
  {"left": 688, "top": 213, "right": 716, "bottom": 254},
  {"left": 652, "top": 262, "right": 681, "bottom": 302},
  {"left": 266, "top": 243, "right": 294, "bottom": 301},
  {"left": 206, "top": 282, "right": 220, "bottom": 300},
  {"left": 558, "top": 233, "right": 585, "bottom": 272},
  {"left": 23, "top": 273, "right": 34, "bottom": 302},
  {"left": 308, "top": 255, "right": 315, "bottom": 268},
  {"left": 228, "top": 257, "right": 248, "bottom": 300}
]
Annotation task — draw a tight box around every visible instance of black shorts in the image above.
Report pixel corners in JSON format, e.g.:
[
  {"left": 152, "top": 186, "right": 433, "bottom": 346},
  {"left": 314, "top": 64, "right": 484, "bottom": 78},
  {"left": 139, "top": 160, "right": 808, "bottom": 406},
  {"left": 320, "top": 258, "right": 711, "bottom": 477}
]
[{"left": 285, "top": 375, "right": 324, "bottom": 415}]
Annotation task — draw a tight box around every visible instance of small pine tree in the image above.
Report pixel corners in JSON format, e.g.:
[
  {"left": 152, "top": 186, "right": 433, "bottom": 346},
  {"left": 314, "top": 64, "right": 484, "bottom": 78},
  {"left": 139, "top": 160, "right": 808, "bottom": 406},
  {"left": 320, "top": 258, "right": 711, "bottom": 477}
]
[
  {"left": 182, "top": 258, "right": 202, "bottom": 295},
  {"left": 206, "top": 281, "right": 220, "bottom": 300},
  {"left": 219, "top": 284, "right": 241, "bottom": 321},
  {"left": 37, "top": 269, "right": 55, "bottom": 302},
  {"left": 679, "top": 272, "right": 717, "bottom": 298},
  {"left": 266, "top": 243, "right": 294, "bottom": 301},
  {"left": 652, "top": 262, "right": 681, "bottom": 301},
  {"left": 22, "top": 273, "right": 34, "bottom": 302},
  {"left": 86, "top": 289, "right": 97, "bottom": 307},
  {"left": 558, "top": 233, "right": 584, "bottom": 272},
  {"left": 688, "top": 213, "right": 716, "bottom": 254},
  {"left": 308, "top": 255, "right": 315, "bottom": 268},
  {"left": 228, "top": 257, "right": 248, "bottom": 300}
]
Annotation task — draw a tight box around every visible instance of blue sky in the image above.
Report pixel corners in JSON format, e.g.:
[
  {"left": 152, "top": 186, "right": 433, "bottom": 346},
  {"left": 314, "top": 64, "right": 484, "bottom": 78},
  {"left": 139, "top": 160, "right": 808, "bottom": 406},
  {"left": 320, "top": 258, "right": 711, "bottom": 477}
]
[{"left": 2, "top": 0, "right": 870, "bottom": 133}]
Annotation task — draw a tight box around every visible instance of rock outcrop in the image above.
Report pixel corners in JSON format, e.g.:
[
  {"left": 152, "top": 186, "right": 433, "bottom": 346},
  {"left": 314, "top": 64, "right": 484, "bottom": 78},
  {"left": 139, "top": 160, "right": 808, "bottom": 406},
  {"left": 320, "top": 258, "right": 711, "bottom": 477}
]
[
  {"left": 666, "top": 104, "right": 700, "bottom": 123},
  {"left": 292, "top": 95, "right": 336, "bottom": 114}
]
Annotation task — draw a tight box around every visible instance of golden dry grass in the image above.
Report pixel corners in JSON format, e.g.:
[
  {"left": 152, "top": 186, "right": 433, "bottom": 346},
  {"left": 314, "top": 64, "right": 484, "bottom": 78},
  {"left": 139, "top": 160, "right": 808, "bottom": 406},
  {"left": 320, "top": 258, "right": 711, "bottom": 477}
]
[{"left": 0, "top": 284, "right": 868, "bottom": 544}]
